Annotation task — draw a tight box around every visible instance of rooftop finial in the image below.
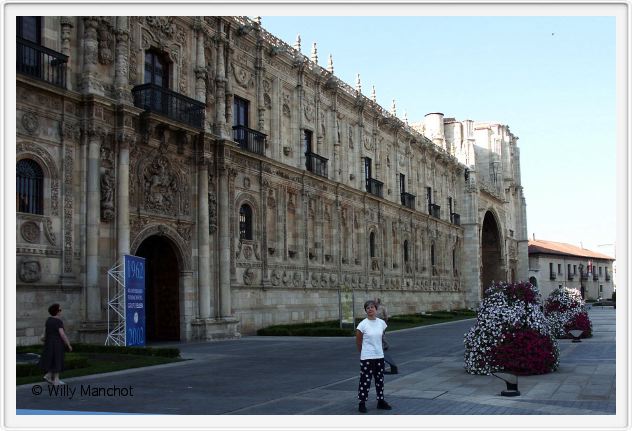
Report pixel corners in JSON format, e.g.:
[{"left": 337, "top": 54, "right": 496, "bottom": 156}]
[
  {"left": 327, "top": 54, "right": 334, "bottom": 73},
  {"left": 254, "top": 16, "right": 261, "bottom": 25},
  {"left": 311, "top": 42, "right": 318, "bottom": 63},
  {"left": 294, "top": 34, "right": 301, "bottom": 51},
  {"left": 371, "top": 85, "right": 376, "bottom": 102},
  {"left": 391, "top": 99, "right": 397, "bottom": 116},
  {"left": 404, "top": 111, "right": 409, "bottom": 125},
  {"left": 356, "top": 74, "right": 362, "bottom": 93}
]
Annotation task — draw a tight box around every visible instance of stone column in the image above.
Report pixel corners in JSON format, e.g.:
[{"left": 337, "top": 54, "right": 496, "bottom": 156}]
[
  {"left": 198, "top": 151, "right": 212, "bottom": 319},
  {"left": 81, "top": 17, "right": 103, "bottom": 95},
  {"left": 60, "top": 17, "right": 73, "bottom": 91},
  {"left": 116, "top": 132, "right": 130, "bottom": 258},
  {"left": 215, "top": 20, "right": 229, "bottom": 139},
  {"left": 194, "top": 19, "right": 207, "bottom": 104},
  {"left": 218, "top": 166, "right": 232, "bottom": 317},
  {"left": 86, "top": 127, "right": 104, "bottom": 320},
  {"left": 114, "top": 17, "right": 131, "bottom": 103}
]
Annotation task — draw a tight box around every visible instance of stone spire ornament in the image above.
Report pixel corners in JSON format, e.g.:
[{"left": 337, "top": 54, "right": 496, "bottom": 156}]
[
  {"left": 311, "top": 42, "right": 318, "bottom": 63},
  {"left": 327, "top": 54, "right": 334, "bottom": 73},
  {"left": 404, "top": 111, "right": 409, "bottom": 125},
  {"left": 371, "top": 85, "right": 376, "bottom": 102},
  {"left": 391, "top": 99, "right": 397, "bottom": 116},
  {"left": 356, "top": 74, "right": 362, "bottom": 93},
  {"left": 294, "top": 34, "right": 301, "bottom": 52},
  {"left": 254, "top": 16, "right": 261, "bottom": 25}
]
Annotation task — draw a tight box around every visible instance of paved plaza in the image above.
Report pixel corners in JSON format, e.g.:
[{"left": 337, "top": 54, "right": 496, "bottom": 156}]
[{"left": 16, "top": 307, "right": 616, "bottom": 415}]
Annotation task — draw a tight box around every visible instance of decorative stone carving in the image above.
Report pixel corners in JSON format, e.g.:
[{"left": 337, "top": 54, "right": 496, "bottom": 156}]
[
  {"left": 143, "top": 155, "right": 178, "bottom": 215},
  {"left": 270, "top": 269, "right": 281, "bottom": 286},
  {"left": 292, "top": 272, "right": 302, "bottom": 287},
  {"left": 21, "top": 111, "right": 39, "bottom": 134},
  {"left": 63, "top": 145, "right": 74, "bottom": 273},
  {"left": 18, "top": 259, "right": 41, "bottom": 283},
  {"left": 232, "top": 63, "right": 254, "bottom": 89},
  {"left": 243, "top": 267, "right": 256, "bottom": 285},
  {"left": 303, "top": 103, "right": 314, "bottom": 122},
  {"left": 243, "top": 176, "right": 251, "bottom": 189},
  {"left": 20, "top": 221, "right": 40, "bottom": 243},
  {"left": 98, "top": 20, "right": 114, "bottom": 64},
  {"left": 282, "top": 104, "right": 291, "bottom": 117},
  {"left": 208, "top": 190, "right": 217, "bottom": 234},
  {"left": 43, "top": 217, "right": 56, "bottom": 245},
  {"left": 100, "top": 168, "right": 115, "bottom": 221}
]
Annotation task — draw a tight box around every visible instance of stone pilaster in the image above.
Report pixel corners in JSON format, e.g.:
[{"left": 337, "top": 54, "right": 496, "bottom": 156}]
[
  {"left": 116, "top": 131, "right": 131, "bottom": 258},
  {"left": 214, "top": 20, "right": 229, "bottom": 139},
  {"left": 114, "top": 17, "right": 131, "bottom": 103},
  {"left": 218, "top": 165, "right": 234, "bottom": 317},
  {"left": 198, "top": 148, "right": 212, "bottom": 319},
  {"left": 86, "top": 126, "right": 105, "bottom": 320},
  {"left": 60, "top": 17, "right": 73, "bottom": 91},
  {"left": 194, "top": 19, "right": 207, "bottom": 104}
]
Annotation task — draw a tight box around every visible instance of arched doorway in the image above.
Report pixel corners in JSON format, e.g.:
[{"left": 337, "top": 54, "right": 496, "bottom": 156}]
[
  {"left": 136, "top": 235, "right": 181, "bottom": 342},
  {"left": 481, "top": 211, "right": 503, "bottom": 295}
]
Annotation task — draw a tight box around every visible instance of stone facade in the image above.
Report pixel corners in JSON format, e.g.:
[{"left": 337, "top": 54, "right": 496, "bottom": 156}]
[{"left": 15, "top": 16, "right": 528, "bottom": 344}]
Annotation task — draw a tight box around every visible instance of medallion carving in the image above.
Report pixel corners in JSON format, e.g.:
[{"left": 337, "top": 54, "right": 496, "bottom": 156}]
[
  {"left": 21, "top": 111, "right": 39, "bottom": 134},
  {"left": 18, "top": 259, "right": 41, "bottom": 283},
  {"left": 20, "top": 221, "right": 40, "bottom": 243}
]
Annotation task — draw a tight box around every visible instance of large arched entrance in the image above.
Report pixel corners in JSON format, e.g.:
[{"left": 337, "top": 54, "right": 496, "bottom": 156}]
[
  {"left": 481, "top": 211, "right": 504, "bottom": 295},
  {"left": 136, "top": 235, "right": 181, "bottom": 342}
]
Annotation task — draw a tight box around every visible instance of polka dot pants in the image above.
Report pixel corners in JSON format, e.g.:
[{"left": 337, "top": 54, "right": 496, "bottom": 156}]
[{"left": 357, "top": 358, "right": 385, "bottom": 402}]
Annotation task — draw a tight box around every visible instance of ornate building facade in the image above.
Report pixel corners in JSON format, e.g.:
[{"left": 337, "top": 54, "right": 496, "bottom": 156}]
[{"left": 15, "top": 16, "right": 529, "bottom": 344}]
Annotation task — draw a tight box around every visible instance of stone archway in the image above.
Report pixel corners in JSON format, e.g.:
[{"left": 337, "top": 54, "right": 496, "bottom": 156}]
[
  {"left": 481, "top": 211, "right": 504, "bottom": 295},
  {"left": 136, "top": 235, "right": 181, "bottom": 342}
]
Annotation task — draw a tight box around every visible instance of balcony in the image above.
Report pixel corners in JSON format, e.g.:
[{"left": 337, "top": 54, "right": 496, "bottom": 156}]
[
  {"left": 550, "top": 272, "right": 556, "bottom": 280},
  {"left": 305, "top": 152, "right": 328, "bottom": 178},
  {"left": 430, "top": 203, "right": 441, "bottom": 219},
  {"left": 400, "top": 192, "right": 416, "bottom": 210},
  {"left": 132, "top": 83, "right": 205, "bottom": 129},
  {"left": 17, "top": 37, "right": 68, "bottom": 89},
  {"left": 450, "top": 212, "right": 461, "bottom": 225},
  {"left": 233, "top": 125, "right": 266, "bottom": 155},
  {"left": 366, "top": 178, "right": 384, "bottom": 198}
]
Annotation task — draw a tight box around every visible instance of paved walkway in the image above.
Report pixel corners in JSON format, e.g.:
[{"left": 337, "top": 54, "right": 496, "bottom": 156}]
[{"left": 16, "top": 307, "right": 616, "bottom": 416}]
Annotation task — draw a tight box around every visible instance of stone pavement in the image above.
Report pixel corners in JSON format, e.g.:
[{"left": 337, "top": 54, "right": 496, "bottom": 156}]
[{"left": 16, "top": 307, "right": 616, "bottom": 416}]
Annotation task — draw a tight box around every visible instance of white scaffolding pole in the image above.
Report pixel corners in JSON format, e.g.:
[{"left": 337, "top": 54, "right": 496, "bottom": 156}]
[{"left": 105, "top": 258, "right": 126, "bottom": 346}]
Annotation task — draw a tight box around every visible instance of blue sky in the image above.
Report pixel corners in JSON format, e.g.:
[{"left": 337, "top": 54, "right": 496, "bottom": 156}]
[{"left": 262, "top": 15, "right": 617, "bottom": 256}]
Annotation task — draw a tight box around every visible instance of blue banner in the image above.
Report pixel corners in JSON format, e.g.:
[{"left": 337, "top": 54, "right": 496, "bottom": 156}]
[{"left": 124, "top": 255, "right": 146, "bottom": 347}]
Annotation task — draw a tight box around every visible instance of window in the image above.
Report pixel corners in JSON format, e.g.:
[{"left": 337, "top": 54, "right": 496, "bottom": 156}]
[
  {"left": 568, "top": 264, "right": 571, "bottom": 275},
  {"left": 144, "top": 50, "right": 169, "bottom": 88},
  {"left": 369, "top": 231, "right": 376, "bottom": 258},
  {"left": 549, "top": 262, "right": 553, "bottom": 273},
  {"left": 573, "top": 264, "right": 577, "bottom": 274},
  {"left": 448, "top": 197, "right": 453, "bottom": 215},
  {"left": 431, "top": 243, "right": 436, "bottom": 266},
  {"left": 233, "top": 96, "right": 249, "bottom": 128},
  {"left": 403, "top": 240, "right": 409, "bottom": 263},
  {"left": 303, "top": 129, "right": 313, "bottom": 155},
  {"left": 558, "top": 263, "right": 561, "bottom": 274},
  {"left": 17, "top": 16, "right": 41, "bottom": 43},
  {"left": 239, "top": 204, "right": 253, "bottom": 240},
  {"left": 452, "top": 248, "right": 456, "bottom": 270},
  {"left": 17, "top": 159, "right": 44, "bottom": 214},
  {"left": 364, "top": 157, "right": 372, "bottom": 189},
  {"left": 600, "top": 285, "right": 603, "bottom": 293},
  {"left": 399, "top": 174, "right": 406, "bottom": 195},
  {"left": 426, "top": 187, "right": 432, "bottom": 214},
  {"left": 599, "top": 266, "right": 603, "bottom": 276}
]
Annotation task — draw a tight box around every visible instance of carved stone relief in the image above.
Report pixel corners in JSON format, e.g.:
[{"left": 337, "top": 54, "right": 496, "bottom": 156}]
[
  {"left": 18, "top": 259, "right": 41, "bottom": 283},
  {"left": 100, "top": 168, "right": 115, "bottom": 221},
  {"left": 97, "top": 20, "right": 114, "bottom": 64},
  {"left": 232, "top": 62, "right": 254, "bottom": 89},
  {"left": 20, "top": 221, "right": 40, "bottom": 243},
  {"left": 21, "top": 111, "right": 39, "bottom": 134}
]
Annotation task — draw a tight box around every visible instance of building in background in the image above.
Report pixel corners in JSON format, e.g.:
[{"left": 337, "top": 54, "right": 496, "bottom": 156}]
[
  {"left": 528, "top": 239, "right": 615, "bottom": 301},
  {"left": 15, "top": 16, "right": 528, "bottom": 344}
]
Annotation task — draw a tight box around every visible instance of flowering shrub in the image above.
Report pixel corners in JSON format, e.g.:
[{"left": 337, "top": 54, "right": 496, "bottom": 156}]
[
  {"left": 464, "top": 281, "right": 559, "bottom": 375},
  {"left": 544, "top": 287, "right": 592, "bottom": 338}
]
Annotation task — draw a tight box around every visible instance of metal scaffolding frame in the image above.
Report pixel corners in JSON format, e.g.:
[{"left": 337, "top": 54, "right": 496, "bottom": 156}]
[{"left": 105, "top": 259, "right": 126, "bottom": 346}]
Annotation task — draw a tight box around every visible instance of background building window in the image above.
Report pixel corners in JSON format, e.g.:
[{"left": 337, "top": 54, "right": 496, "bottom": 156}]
[
  {"left": 239, "top": 204, "right": 253, "bottom": 240},
  {"left": 17, "top": 159, "right": 43, "bottom": 214}
]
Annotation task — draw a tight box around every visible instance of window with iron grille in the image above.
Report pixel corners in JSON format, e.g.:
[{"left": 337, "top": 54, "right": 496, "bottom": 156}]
[
  {"left": 17, "top": 159, "right": 44, "bottom": 214},
  {"left": 239, "top": 204, "right": 253, "bottom": 240}
]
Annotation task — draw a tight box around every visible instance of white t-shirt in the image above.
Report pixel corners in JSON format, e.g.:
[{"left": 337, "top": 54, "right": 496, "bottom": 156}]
[{"left": 357, "top": 318, "right": 387, "bottom": 360}]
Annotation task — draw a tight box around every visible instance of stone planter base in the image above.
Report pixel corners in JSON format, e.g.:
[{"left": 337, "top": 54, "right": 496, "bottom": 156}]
[{"left": 191, "top": 317, "right": 241, "bottom": 341}]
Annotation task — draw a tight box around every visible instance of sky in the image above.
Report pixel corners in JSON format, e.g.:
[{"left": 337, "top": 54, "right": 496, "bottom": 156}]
[{"left": 261, "top": 14, "right": 618, "bottom": 258}]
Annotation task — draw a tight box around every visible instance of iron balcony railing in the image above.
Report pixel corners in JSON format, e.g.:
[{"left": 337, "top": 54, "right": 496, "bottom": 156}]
[
  {"left": 132, "top": 83, "right": 205, "bottom": 129},
  {"left": 233, "top": 125, "right": 266, "bottom": 155},
  {"left": 450, "top": 212, "right": 461, "bottom": 225},
  {"left": 366, "top": 178, "right": 384, "bottom": 198},
  {"left": 17, "top": 37, "right": 68, "bottom": 88},
  {"left": 400, "top": 192, "right": 416, "bottom": 210},
  {"left": 305, "top": 151, "right": 328, "bottom": 178}
]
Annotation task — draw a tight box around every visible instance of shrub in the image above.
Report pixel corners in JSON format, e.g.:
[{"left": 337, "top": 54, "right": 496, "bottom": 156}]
[
  {"left": 464, "top": 281, "right": 559, "bottom": 375},
  {"left": 544, "top": 287, "right": 592, "bottom": 339}
]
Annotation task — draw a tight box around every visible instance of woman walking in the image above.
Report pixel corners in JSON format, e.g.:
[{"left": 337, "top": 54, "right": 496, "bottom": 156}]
[
  {"left": 39, "top": 303, "right": 72, "bottom": 385},
  {"left": 355, "top": 299, "right": 392, "bottom": 413}
]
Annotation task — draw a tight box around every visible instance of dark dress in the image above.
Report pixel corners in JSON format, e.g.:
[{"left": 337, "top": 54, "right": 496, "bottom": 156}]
[{"left": 38, "top": 317, "right": 65, "bottom": 373}]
